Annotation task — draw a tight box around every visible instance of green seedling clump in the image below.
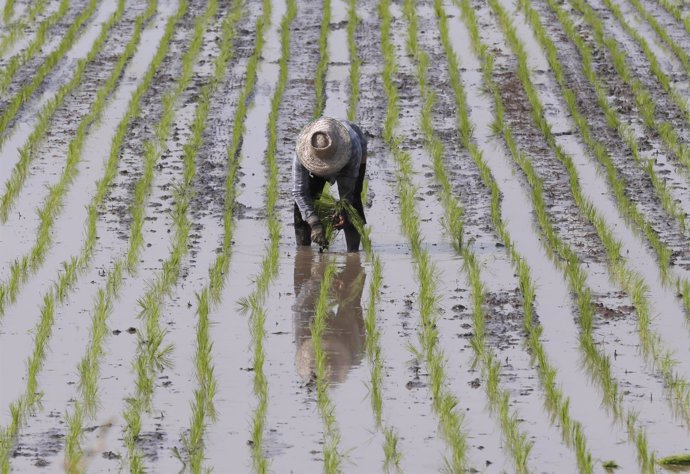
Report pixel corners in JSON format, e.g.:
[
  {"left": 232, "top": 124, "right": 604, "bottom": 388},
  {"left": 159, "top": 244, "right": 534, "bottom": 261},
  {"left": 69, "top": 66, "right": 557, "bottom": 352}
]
[{"left": 658, "top": 454, "right": 690, "bottom": 466}]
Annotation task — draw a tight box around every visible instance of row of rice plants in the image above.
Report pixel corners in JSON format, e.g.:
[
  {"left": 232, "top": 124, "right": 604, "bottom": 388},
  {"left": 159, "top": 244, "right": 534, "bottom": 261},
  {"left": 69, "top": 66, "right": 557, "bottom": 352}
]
[
  {"left": 313, "top": 0, "right": 331, "bottom": 117},
  {"left": 564, "top": 0, "right": 690, "bottom": 176},
  {"left": 0, "top": 0, "right": 145, "bottom": 317},
  {"left": 62, "top": 0, "right": 220, "bottom": 471},
  {"left": 491, "top": 0, "right": 690, "bottom": 460},
  {"left": 346, "top": 0, "right": 359, "bottom": 122},
  {"left": 235, "top": 1, "right": 298, "bottom": 473},
  {"left": 454, "top": 0, "right": 656, "bottom": 469},
  {"left": 0, "top": 0, "right": 68, "bottom": 92},
  {"left": 625, "top": 0, "right": 690, "bottom": 77},
  {"left": 121, "top": 0, "right": 250, "bottom": 469},
  {"left": 0, "top": 0, "right": 98, "bottom": 147},
  {"left": 345, "top": 1, "right": 401, "bottom": 469},
  {"left": 433, "top": 1, "right": 594, "bottom": 471},
  {"left": 0, "top": 0, "right": 161, "bottom": 469},
  {"left": 654, "top": 0, "right": 690, "bottom": 35},
  {"left": 520, "top": 0, "right": 690, "bottom": 416},
  {"left": 308, "top": 258, "right": 348, "bottom": 473},
  {"left": 0, "top": 0, "right": 131, "bottom": 224},
  {"left": 402, "top": 1, "right": 533, "bottom": 471},
  {"left": 380, "top": 0, "right": 469, "bottom": 470},
  {"left": 498, "top": 0, "right": 690, "bottom": 421},
  {"left": 306, "top": 4, "right": 347, "bottom": 471},
  {"left": 0, "top": 0, "right": 50, "bottom": 57},
  {"left": 541, "top": 0, "right": 690, "bottom": 309},
  {"left": 3, "top": 0, "right": 15, "bottom": 23}
]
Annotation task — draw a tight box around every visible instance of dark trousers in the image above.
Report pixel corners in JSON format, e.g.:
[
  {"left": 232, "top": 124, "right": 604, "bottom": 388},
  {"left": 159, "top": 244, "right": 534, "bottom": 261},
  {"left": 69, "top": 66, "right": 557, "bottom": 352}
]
[{"left": 294, "top": 163, "right": 367, "bottom": 252}]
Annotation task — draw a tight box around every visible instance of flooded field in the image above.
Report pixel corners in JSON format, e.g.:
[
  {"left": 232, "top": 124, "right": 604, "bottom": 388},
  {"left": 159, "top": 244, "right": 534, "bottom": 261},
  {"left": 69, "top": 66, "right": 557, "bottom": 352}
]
[{"left": 1, "top": 0, "right": 690, "bottom": 472}]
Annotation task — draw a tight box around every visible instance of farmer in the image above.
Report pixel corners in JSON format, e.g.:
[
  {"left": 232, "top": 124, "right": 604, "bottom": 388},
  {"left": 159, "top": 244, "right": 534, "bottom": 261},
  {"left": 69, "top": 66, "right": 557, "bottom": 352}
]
[{"left": 292, "top": 116, "right": 367, "bottom": 252}]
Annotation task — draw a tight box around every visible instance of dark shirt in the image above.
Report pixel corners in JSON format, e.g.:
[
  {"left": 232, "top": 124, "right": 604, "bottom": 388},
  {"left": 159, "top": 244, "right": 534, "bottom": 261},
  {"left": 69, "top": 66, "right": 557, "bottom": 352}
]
[{"left": 292, "top": 120, "right": 367, "bottom": 223}]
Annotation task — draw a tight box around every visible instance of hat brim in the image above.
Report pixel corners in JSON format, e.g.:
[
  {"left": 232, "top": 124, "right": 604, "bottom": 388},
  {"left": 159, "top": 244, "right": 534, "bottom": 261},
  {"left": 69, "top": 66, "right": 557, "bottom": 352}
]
[{"left": 296, "top": 117, "right": 352, "bottom": 177}]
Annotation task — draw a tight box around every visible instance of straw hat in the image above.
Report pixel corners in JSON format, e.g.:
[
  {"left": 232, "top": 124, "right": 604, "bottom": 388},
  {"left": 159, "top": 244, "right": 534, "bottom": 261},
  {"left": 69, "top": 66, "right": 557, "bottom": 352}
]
[{"left": 296, "top": 117, "right": 352, "bottom": 177}]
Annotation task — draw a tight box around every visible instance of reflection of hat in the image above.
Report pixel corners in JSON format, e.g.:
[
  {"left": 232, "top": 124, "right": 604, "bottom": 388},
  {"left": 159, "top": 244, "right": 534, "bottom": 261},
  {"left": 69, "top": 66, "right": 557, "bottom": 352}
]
[{"left": 296, "top": 117, "right": 352, "bottom": 177}]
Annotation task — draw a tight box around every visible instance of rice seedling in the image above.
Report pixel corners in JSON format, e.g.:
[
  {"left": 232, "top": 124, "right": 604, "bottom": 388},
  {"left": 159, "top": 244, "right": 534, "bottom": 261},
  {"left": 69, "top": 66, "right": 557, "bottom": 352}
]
[
  {"left": 0, "top": 0, "right": 50, "bottom": 58},
  {"left": 0, "top": 0, "right": 69, "bottom": 93},
  {"left": 119, "top": 0, "right": 255, "bottom": 469},
  {"left": 540, "top": 0, "right": 690, "bottom": 311},
  {"left": 658, "top": 453, "right": 690, "bottom": 466},
  {"left": 309, "top": 259, "right": 342, "bottom": 474},
  {"left": 523, "top": 1, "right": 690, "bottom": 378},
  {"left": 341, "top": 10, "right": 404, "bottom": 472},
  {"left": 563, "top": 0, "right": 690, "bottom": 176},
  {"left": 434, "top": 0, "right": 593, "bottom": 462},
  {"left": 0, "top": 0, "right": 98, "bottom": 147},
  {"left": 346, "top": 0, "right": 360, "bottom": 122},
  {"left": 243, "top": 2, "right": 295, "bottom": 472},
  {"left": 402, "top": 1, "right": 534, "bottom": 470},
  {"left": 523, "top": 0, "right": 686, "bottom": 235},
  {"left": 178, "top": 0, "right": 267, "bottom": 464},
  {"left": 3, "top": 0, "right": 15, "bottom": 23},
  {"left": 184, "top": 0, "right": 278, "bottom": 471},
  {"left": 518, "top": 0, "right": 683, "bottom": 280},
  {"left": 379, "top": 0, "right": 469, "bottom": 470},
  {"left": 0, "top": 0, "right": 154, "bottom": 316}
]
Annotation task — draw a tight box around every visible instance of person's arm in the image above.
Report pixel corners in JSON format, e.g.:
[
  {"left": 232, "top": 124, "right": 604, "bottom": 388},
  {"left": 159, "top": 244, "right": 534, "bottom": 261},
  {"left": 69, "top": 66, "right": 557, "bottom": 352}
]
[{"left": 292, "top": 154, "right": 319, "bottom": 225}]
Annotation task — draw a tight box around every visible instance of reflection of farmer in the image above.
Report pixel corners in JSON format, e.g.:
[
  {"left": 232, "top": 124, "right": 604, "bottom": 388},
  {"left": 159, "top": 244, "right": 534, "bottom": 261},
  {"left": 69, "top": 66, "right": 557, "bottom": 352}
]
[
  {"left": 293, "top": 249, "right": 366, "bottom": 384},
  {"left": 292, "top": 116, "right": 367, "bottom": 252}
]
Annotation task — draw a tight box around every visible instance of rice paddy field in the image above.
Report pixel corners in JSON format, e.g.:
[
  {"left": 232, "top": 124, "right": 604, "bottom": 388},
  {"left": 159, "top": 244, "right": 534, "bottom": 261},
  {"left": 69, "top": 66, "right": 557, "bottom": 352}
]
[{"left": 1, "top": 0, "right": 690, "bottom": 472}]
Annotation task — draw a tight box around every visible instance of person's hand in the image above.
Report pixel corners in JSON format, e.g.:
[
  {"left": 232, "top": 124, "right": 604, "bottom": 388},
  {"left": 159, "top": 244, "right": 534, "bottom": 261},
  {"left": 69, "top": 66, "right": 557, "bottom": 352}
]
[
  {"left": 333, "top": 212, "right": 346, "bottom": 230},
  {"left": 311, "top": 222, "right": 328, "bottom": 247}
]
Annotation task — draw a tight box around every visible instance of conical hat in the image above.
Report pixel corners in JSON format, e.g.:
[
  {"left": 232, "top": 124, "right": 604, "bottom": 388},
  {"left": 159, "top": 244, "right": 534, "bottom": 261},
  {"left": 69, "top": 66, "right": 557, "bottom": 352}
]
[{"left": 296, "top": 117, "right": 352, "bottom": 177}]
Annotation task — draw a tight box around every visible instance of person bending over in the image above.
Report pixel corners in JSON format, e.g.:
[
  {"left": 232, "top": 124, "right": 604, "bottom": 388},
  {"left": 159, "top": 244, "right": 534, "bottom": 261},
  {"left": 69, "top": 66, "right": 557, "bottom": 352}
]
[{"left": 292, "top": 116, "right": 367, "bottom": 252}]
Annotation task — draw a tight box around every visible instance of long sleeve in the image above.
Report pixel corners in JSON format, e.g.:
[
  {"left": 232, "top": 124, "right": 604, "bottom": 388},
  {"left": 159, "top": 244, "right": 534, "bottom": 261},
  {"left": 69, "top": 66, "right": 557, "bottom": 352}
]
[{"left": 292, "top": 153, "right": 318, "bottom": 223}]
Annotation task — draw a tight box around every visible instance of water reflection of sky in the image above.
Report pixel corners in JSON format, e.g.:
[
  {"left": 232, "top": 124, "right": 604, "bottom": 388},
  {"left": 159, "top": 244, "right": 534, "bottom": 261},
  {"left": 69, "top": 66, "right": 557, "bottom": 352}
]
[{"left": 293, "top": 249, "right": 366, "bottom": 385}]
